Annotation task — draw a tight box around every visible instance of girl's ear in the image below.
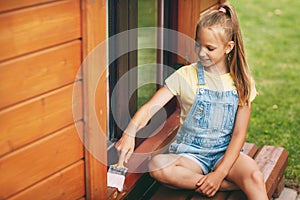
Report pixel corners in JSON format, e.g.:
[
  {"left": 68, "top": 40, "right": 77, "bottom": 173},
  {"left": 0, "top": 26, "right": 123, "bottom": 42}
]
[{"left": 225, "top": 41, "right": 235, "bottom": 54}]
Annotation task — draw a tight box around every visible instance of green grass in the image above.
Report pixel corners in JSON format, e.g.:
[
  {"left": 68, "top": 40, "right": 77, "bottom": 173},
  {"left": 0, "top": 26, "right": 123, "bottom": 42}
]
[
  {"left": 137, "top": 0, "right": 157, "bottom": 108},
  {"left": 230, "top": 0, "right": 300, "bottom": 188}
]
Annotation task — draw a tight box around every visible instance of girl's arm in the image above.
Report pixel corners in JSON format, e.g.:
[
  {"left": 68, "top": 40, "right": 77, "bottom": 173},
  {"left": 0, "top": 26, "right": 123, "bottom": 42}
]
[
  {"left": 196, "top": 103, "right": 252, "bottom": 196},
  {"left": 116, "top": 85, "right": 175, "bottom": 166}
]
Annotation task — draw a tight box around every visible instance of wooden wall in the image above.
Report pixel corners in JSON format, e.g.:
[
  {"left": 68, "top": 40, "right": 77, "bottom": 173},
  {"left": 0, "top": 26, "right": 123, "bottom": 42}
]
[{"left": 0, "top": 0, "right": 85, "bottom": 199}]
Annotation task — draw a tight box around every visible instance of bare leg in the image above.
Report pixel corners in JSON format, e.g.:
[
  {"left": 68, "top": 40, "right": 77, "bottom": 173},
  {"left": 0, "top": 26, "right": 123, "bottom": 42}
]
[
  {"left": 226, "top": 153, "right": 268, "bottom": 200},
  {"left": 148, "top": 154, "right": 238, "bottom": 191}
]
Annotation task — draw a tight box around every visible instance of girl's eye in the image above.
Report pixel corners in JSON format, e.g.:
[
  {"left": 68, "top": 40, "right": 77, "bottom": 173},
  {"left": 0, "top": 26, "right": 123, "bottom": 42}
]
[{"left": 207, "top": 47, "right": 215, "bottom": 51}]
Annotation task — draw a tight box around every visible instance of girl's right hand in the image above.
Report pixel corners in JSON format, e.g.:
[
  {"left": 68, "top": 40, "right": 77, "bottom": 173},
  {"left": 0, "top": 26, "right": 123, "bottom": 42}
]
[
  {"left": 115, "top": 133, "right": 135, "bottom": 167},
  {"left": 114, "top": 86, "right": 174, "bottom": 167}
]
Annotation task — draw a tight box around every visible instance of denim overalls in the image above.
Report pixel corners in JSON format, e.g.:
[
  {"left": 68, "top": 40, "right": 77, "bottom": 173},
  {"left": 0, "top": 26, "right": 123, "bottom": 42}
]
[{"left": 169, "top": 62, "right": 239, "bottom": 174}]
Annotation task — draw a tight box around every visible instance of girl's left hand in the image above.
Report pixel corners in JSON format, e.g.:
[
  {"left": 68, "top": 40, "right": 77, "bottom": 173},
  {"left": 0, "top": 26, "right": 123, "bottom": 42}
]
[{"left": 195, "top": 171, "right": 226, "bottom": 197}]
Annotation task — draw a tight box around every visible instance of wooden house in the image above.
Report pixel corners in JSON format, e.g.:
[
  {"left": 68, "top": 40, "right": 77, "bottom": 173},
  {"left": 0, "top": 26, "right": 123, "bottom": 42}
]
[{"left": 0, "top": 1, "right": 287, "bottom": 200}]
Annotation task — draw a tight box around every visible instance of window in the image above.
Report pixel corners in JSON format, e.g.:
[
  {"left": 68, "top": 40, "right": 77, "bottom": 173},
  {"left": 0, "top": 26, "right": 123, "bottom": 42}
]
[{"left": 107, "top": 1, "right": 179, "bottom": 162}]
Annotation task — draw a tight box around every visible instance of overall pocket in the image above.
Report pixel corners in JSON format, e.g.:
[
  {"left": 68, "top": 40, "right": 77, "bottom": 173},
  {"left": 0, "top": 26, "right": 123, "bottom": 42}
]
[
  {"left": 222, "top": 103, "right": 235, "bottom": 130},
  {"left": 192, "top": 100, "right": 210, "bottom": 129}
]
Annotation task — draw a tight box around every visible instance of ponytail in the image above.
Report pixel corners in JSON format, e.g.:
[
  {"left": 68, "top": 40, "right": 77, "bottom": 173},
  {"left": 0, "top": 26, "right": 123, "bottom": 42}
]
[{"left": 224, "top": 3, "right": 252, "bottom": 106}]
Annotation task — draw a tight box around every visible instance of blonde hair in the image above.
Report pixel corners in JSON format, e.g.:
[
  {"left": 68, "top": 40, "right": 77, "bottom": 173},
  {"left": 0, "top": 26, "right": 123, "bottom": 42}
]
[{"left": 195, "top": 3, "right": 252, "bottom": 105}]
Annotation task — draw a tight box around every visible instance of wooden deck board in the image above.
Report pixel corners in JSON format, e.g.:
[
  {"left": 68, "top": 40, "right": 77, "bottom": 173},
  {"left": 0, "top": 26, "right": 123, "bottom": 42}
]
[
  {"left": 255, "top": 146, "right": 288, "bottom": 199},
  {"left": 149, "top": 143, "right": 288, "bottom": 200}
]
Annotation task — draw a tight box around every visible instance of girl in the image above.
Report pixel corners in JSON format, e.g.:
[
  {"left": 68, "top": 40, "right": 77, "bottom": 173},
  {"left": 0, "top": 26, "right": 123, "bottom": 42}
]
[{"left": 116, "top": 3, "right": 268, "bottom": 199}]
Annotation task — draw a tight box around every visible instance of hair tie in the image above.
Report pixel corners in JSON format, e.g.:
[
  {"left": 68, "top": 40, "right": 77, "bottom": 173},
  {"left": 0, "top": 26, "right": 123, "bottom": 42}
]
[{"left": 219, "top": 7, "right": 227, "bottom": 14}]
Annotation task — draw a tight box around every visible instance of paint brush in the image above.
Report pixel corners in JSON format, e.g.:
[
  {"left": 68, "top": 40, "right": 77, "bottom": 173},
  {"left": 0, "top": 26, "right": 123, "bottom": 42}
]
[{"left": 107, "top": 164, "right": 128, "bottom": 192}]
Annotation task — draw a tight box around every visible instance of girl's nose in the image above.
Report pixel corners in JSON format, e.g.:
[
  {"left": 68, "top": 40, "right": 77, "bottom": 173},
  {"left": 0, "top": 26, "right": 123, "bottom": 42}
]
[{"left": 199, "top": 47, "right": 207, "bottom": 57}]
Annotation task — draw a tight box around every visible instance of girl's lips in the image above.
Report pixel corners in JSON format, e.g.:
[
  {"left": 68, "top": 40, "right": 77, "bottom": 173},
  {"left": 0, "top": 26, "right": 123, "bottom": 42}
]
[
  {"left": 199, "top": 57, "right": 210, "bottom": 61},
  {"left": 199, "top": 58, "right": 213, "bottom": 67},
  {"left": 200, "top": 58, "right": 211, "bottom": 64}
]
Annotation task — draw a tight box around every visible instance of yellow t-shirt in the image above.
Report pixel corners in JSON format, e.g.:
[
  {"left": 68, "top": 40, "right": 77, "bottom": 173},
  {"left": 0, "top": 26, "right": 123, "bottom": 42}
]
[{"left": 165, "top": 63, "right": 257, "bottom": 124}]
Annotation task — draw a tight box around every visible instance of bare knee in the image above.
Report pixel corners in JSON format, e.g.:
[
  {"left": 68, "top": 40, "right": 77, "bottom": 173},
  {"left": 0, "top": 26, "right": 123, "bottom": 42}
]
[
  {"left": 149, "top": 166, "right": 170, "bottom": 183},
  {"left": 251, "top": 170, "right": 265, "bottom": 185},
  {"left": 149, "top": 154, "right": 176, "bottom": 171},
  {"left": 148, "top": 154, "right": 175, "bottom": 183},
  {"left": 243, "top": 170, "right": 265, "bottom": 187},
  {"left": 148, "top": 155, "right": 163, "bottom": 179}
]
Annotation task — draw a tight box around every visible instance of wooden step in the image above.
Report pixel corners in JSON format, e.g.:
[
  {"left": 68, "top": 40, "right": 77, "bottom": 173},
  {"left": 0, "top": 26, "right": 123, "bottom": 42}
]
[
  {"left": 273, "top": 176, "right": 285, "bottom": 198},
  {"left": 255, "top": 145, "right": 288, "bottom": 199},
  {"left": 148, "top": 143, "right": 288, "bottom": 200},
  {"left": 222, "top": 145, "right": 288, "bottom": 200},
  {"left": 149, "top": 143, "right": 258, "bottom": 200}
]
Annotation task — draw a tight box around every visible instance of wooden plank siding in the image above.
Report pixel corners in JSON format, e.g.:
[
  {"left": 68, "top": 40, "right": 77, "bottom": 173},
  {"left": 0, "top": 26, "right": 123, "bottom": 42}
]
[
  {"left": 0, "top": 0, "right": 58, "bottom": 13},
  {"left": 0, "top": 0, "right": 81, "bottom": 61},
  {"left": 0, "top": 40, "right": 81, "bottom": 109},
  {"left": 8, "top": 160, "right": 85, "bottom": 200},
  {"left": 0, "top": 0, "right": 87, "bottom": 199},
  {"left": 0, "top": 123, "right": 84, "bottom": 198},
  {"left": 0, "top": 83, "right": 83, "bottom": 157}
]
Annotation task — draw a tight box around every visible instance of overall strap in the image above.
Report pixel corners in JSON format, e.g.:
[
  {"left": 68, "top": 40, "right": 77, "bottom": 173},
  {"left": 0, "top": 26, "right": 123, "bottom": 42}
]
[{"left": 197, "top": 61, "right": 206, "bottom": 85}]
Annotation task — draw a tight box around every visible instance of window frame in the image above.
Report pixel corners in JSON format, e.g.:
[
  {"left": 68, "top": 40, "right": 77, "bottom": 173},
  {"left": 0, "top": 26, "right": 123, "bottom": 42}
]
[
  {"left": 108, "top": 0, "right": 138, "bottom": 143},
  {"left": 108, "top": 0, "right": 178, "bottom": 152}
]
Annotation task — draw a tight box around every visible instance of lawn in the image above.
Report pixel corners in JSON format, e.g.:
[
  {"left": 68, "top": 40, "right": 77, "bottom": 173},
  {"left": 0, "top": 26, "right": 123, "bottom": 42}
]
[
  {"left": 137, "top": 0, "right": 157, "bottom": 108},
  {"left": 229, "top": 0, "right": 300, "bottom": 190}
]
